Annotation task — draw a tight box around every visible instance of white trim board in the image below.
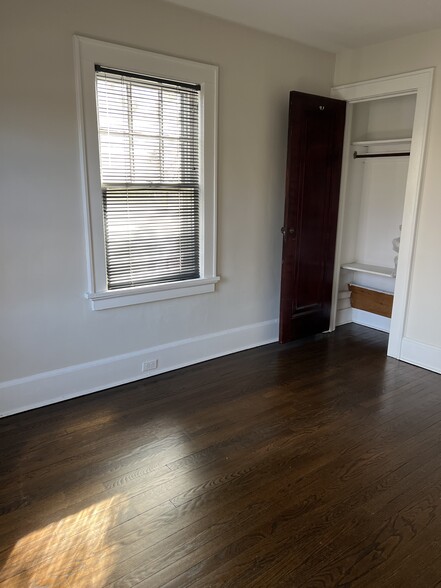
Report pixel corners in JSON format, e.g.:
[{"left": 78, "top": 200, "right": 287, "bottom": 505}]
[
  {"left": 0, "top": 320, "right": 278, "bottom": 418},
  {"left": 401, "top": 338, "right": 441, "bottom": 375},
  {"left": 336, "top": 308, "right": 391, "bottom": 332},
  {"left": 336, "top": 307, "right": 353, "bottom": 326},
  {"left": 330, "top": 68, "right": 434, "bottom": 361},
  {"left": 352, "top": 309, "right": 391, "bottom": 333}
]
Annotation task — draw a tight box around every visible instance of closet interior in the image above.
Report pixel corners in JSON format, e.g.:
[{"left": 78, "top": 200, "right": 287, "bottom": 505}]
[{"left": 336, "top": 93, "right": 417, "bottom": 335}]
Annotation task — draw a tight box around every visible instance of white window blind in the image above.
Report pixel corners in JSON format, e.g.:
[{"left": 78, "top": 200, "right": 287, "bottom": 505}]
[{"left": 95, "top": 66, "right": 201, "bottom": 290}]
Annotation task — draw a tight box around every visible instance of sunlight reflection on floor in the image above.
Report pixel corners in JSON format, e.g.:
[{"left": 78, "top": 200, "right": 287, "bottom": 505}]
[{"left": 0, "top": 496, "right": 119, "bottom": 587}]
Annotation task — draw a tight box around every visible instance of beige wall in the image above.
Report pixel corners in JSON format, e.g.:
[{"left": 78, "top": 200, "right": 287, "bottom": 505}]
[
  {"left": 0, "top": 0, "right": 334, "bottom": 397},
  {"left": 335, "top": 30, "right": 441, "bottom": 349}
]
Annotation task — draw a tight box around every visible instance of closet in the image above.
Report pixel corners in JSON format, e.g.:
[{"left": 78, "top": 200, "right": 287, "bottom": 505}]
[
  {"left": 330, "top": 69, "right": 433, "bottom": 360},
  {"left": 336, "top": 94, "right": 416, "bottom": 334}
]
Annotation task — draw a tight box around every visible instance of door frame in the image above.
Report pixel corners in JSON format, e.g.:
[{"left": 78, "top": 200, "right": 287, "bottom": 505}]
[{"left": 330, "top": 68, "right": 434, "bottom": 359}]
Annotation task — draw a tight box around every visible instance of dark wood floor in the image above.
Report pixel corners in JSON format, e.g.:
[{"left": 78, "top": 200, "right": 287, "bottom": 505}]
[{"left": 1, "top": 325, "right": 441, "bottom": 587}]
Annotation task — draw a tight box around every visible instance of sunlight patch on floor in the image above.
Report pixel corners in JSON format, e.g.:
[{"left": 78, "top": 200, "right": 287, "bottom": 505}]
[{"left": 0, "top": 496, "right": 119, "bottom": 587}]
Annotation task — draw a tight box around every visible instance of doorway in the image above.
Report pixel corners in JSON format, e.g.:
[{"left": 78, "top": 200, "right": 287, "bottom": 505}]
[{"left": 330, "top": 69, "right": 433, "bottom": 360}]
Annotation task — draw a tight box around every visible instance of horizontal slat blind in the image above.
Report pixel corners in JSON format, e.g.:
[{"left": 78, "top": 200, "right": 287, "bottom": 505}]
[{"left": 95, "top": 67, "right": 200, "bottom": 289}]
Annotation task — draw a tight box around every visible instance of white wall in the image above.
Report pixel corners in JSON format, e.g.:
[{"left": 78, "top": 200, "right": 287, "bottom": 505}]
[
  {"left": 340, "top": 96, "right": 415, "bottom": 272},
  {"left": 335, "top": 28, "right": 441, "bottom": 371},
  {"left": 0, "top": 0, "right": 335, "bottom": 415}
]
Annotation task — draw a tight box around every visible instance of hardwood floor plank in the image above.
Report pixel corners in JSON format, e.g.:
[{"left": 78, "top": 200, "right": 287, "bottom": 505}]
[
  {"left": 100, "top": 400, "right": 441, "bottom": 585},
  {"left": 1, "top": 324, "right": 441, "bottom": 587},
  {"left": 143, "top": 425, "right": 441, "bottom": 587}
]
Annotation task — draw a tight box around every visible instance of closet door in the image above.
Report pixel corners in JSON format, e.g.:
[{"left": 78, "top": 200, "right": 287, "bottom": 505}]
[{"left": 279, "top": 91, "right": 346, "bottom": 343}]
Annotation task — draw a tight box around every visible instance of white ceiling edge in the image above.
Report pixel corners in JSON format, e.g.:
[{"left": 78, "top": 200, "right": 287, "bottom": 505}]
[{"left": 161, "top": 0, "right": 441, "bottom": 53}]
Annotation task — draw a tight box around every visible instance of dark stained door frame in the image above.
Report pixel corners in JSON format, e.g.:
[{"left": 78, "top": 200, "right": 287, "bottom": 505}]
[{"left": 279, "top": 91, "right": 346, "bottom": 343}]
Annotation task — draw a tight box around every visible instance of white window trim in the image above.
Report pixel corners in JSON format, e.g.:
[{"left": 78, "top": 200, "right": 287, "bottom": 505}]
[{"left": 73, "top": 36, "right": 219, "bottom": 310}]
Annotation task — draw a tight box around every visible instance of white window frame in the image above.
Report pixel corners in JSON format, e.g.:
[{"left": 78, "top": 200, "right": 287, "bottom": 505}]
[{"left": 74, "top": 36, "right": 219, "bottom": 310}]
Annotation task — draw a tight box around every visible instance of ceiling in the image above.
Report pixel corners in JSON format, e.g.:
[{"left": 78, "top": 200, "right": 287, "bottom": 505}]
[{"left": 163, "top": 0, "right": 441, "bottom": 52}]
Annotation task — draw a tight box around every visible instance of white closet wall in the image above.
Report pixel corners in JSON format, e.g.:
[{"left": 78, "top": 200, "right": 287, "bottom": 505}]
[{"left": 337, "top": 94, "right": 417, "bottom": 330}]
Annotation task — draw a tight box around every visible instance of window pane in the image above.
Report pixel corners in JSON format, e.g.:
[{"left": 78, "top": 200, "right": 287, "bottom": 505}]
[
  {"left": 103, "top": 186, "right": 199, "bottom": 288},
  {"left": 95, "top": 68, "right": 201, "bottom": 288}
]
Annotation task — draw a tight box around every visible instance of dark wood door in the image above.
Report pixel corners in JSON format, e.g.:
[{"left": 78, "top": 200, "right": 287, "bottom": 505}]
[{"left": 279, "top": 91, "right": 346, "bottom": 343}]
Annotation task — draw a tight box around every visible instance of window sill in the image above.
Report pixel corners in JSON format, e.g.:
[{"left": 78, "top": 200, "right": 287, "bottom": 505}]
[{"left": 86, "top": 277, "right": 220, "bottom": 310}]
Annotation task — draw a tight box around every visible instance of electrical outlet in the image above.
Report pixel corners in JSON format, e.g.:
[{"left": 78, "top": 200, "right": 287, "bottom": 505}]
[{"left": 142, "top": 359, "right": 158, "bottom": 372}]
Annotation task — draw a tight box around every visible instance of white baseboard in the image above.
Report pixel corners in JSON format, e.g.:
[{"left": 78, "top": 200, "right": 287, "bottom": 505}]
[
  {"left": 352, "top": 309, "right": 391, "bottom": 333},
  {"left": 336, "top": 307, "right": 353, "bottom": 326},
  {"left": 400, "top": 337, "right": 441, "bottom": 374},
  {"left": 0, "top": 319, "right": 279, "bottom": 418}
]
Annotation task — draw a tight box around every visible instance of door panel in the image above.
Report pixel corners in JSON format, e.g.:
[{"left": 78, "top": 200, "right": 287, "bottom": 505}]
[{"left": 279, "top": 91, "right": 346, "bottom": 343}]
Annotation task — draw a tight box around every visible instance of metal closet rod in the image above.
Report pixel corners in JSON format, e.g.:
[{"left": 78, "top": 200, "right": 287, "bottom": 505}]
[{"left": 353, "top": 151, "right": 410, "bottom": 159}]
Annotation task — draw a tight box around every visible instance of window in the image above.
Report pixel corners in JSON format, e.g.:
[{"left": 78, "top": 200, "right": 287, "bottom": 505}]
[{"left": 74, "top": 37, "right": 218, "bottom": 309}]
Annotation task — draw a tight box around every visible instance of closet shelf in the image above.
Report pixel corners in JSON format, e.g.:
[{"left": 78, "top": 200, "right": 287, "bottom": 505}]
[
  {"left": 341, "top": 262, "right": 395, "bottom": 278},
  {"left": 351, "top": 138, "right": 412, "bottom": 147}
]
